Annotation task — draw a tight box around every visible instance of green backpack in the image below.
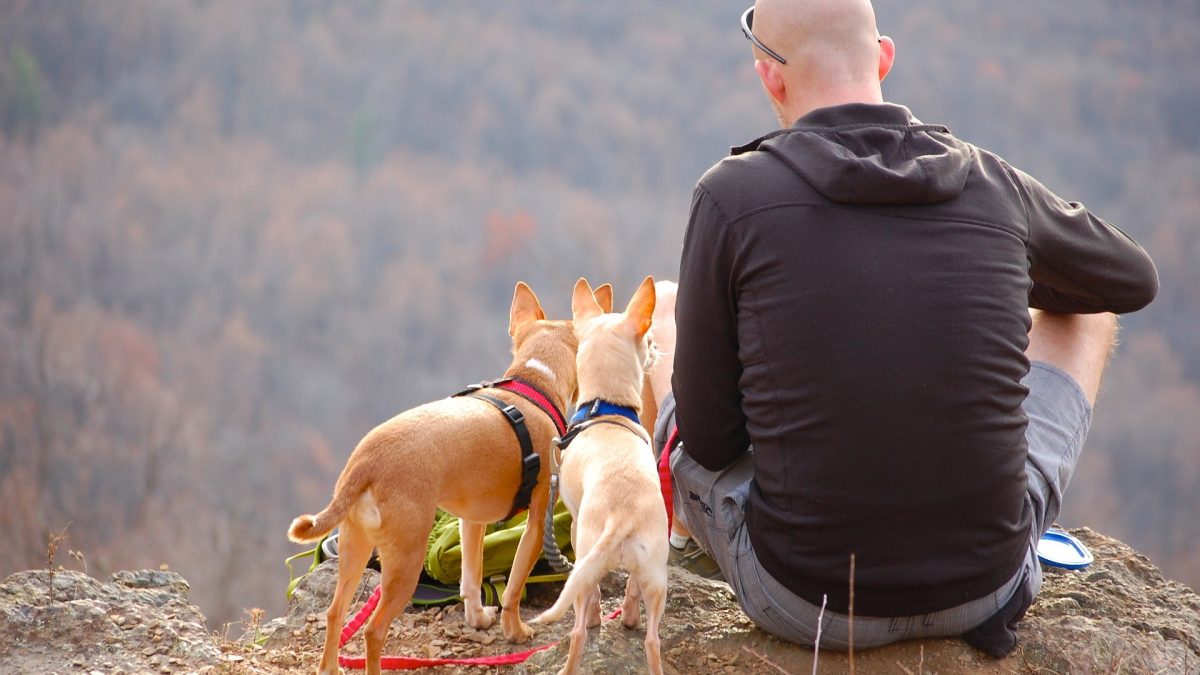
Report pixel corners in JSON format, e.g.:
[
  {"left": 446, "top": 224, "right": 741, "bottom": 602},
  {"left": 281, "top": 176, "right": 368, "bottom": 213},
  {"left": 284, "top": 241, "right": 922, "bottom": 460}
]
[{"left": 286, "top": 502, "right": 574, "bottom": 606}]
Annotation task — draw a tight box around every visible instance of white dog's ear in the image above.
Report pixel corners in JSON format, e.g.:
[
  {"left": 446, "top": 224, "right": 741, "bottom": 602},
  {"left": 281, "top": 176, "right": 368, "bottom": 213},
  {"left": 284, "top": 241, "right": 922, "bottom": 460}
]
[
  {"left": 510, "top": 282, "right": 546, "bottom": 337},
  {"left": 594, "top": 283, "right": 614, "bottom": 314},
  {"left": 622, "top": 275, "right": 656, "bottom": 339},
  {"left": 572, "top": 278, "right": 603, "bottom": 323}
]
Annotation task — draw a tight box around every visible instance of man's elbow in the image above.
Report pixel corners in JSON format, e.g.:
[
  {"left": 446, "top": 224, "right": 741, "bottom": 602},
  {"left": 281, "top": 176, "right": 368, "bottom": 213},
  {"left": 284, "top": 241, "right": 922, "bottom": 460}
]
[{"left": 1115, "top": 256, "right": 1160, "bottom": 314}]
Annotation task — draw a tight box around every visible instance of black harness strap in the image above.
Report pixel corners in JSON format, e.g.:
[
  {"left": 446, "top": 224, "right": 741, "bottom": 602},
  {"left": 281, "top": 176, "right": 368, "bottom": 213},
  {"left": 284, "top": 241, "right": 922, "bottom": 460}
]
[{"left": 465, "top": 392, "right": 541, "bottom": 521}]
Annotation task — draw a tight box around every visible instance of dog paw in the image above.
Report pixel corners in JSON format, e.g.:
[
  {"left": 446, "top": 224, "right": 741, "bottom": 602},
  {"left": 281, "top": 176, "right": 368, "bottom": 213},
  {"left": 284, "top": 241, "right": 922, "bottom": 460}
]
[
  {"left": 502, "top": 616, "right": 535, "bottom": 644},
  {"left": 465, "top": 604, "right": 497, "bottom": 630}
]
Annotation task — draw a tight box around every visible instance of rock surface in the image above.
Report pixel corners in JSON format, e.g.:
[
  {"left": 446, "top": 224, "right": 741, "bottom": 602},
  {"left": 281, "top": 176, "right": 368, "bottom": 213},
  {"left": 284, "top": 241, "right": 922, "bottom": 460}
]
[
  {"left": 2, "top": 527, "right": 1197, "bottom": 674},
  {"left": 523, "top": 527, "right": 1200, "bottom": 674},
  {"left": 0, "top": 569, "right": 222, "bottom": 674}
]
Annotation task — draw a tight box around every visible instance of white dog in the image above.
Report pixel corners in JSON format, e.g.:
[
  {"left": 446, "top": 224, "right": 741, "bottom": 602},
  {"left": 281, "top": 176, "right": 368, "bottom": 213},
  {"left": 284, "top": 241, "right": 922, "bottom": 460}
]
[{"left": 532, "top": 277, "right": 669, "bottom": 675}]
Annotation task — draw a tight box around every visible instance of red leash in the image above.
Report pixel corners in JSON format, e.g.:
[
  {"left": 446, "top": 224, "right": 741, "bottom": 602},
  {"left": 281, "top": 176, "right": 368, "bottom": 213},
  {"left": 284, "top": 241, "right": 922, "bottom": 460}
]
[
  {"left": 337, "top": 586, "right": 620, "bottom": 671},
  {"left": 659, "top": 427, "right": 679, "bottom": 532}
]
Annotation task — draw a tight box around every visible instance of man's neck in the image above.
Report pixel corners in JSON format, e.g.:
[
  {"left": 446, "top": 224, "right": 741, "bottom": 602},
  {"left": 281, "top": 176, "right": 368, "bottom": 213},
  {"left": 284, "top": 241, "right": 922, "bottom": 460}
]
[{"left": 783, "top": 86, "right": 884, "bottom": 127}]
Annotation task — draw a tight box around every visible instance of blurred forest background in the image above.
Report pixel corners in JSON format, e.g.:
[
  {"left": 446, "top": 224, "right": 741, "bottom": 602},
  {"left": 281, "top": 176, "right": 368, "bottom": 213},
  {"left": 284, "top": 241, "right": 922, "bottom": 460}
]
[{"left": 1, "top": 1, "right": 1197, "bottom": 627}]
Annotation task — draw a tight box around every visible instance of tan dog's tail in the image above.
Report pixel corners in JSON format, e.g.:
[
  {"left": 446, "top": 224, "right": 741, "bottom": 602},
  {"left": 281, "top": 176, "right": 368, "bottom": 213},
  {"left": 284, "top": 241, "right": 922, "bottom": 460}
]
[
  {"left": 531, "top": 519, "right": 625, "bottom": 625},
  {"left": 287, "top": 513, "right": 335, "bottom": 544},
  {"left": 287, "top": 466, "right": 372, "bottom": 543}
]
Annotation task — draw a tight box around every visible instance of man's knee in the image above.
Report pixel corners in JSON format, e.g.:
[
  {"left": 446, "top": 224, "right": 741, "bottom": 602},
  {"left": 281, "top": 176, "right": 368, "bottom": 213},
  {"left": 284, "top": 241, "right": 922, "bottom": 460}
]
[{"left": 1026, "top": 311, "right": 1118, "bottom": 405}]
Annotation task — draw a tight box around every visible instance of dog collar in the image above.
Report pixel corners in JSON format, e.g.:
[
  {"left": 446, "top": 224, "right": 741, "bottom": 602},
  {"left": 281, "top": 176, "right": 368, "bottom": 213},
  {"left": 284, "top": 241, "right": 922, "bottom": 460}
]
[
  {"left": 495, "top": 378, "right": 568, "bottom": 436},
  {"left": 454, "top": 377, "right": 568, "bottom": 436},
  {"left": 570, "top": 399, "right": 641, "bottom": 427}
]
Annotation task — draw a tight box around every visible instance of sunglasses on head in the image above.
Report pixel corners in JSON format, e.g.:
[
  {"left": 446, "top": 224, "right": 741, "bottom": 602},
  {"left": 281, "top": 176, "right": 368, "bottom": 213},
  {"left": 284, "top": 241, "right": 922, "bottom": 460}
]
[
  {"left": 741, "top": 5, "right": 883, "bottom": 66},
  {"left": 741, "top": 6, "right": 788, "bottom": 64}
]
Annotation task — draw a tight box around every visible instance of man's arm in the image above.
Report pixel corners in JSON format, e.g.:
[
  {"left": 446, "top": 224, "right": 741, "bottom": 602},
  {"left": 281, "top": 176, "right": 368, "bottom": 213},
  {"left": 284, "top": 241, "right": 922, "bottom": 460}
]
[
  {"left": 673, "top": 182, "right": 751, "bottom": 471},
  {"left": 1010, "top": 166, "right": 1159, "bottom": 314}
]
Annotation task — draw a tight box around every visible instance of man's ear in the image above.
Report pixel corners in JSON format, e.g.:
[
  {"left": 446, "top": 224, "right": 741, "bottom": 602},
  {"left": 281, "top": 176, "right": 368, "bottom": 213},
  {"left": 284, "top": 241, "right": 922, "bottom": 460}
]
[
  {"left": 878, "top": 36, "right": 896, "bottom": 82},
  {"left": 572, "top": 278, "right": 603, "bottom": 324},
  {"left": 622, "top": 276, "right": 656, "bottom": 340},
  {"left": 510, "top": 282, "right": 546, "bottom": 337},
  {"left": 594, "top": 283, "right": 614, "bottom": 314},
  {"left": 754, "top": 59, "right": 787, "bottom": 107}
]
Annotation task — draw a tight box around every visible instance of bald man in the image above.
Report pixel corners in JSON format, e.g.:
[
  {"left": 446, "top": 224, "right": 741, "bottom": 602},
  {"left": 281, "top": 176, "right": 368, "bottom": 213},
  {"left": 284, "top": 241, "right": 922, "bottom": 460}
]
[{"left": 657, "top": 0, "right": 1158, "bottom": 656}]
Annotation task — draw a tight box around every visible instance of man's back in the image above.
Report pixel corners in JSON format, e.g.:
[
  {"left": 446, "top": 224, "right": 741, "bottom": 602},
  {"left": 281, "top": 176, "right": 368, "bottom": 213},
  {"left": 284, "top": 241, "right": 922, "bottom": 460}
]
[{"left": 674, "top": 102, "right": 1157, "bottom": 615}]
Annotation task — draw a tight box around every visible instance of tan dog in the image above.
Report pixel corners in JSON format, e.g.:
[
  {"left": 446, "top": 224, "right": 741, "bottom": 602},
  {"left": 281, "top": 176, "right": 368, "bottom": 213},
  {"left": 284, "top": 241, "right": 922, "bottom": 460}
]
[
  {"left": 288, "top": 282, "right": 579, "bottom": 675},
  {"left": 532, "top": 277, "right": 669, "bottom": 675}
]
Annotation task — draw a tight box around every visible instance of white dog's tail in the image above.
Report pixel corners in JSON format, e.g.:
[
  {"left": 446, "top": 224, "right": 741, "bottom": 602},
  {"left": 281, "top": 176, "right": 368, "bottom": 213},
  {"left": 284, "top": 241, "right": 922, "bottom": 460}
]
[{"left": 531, "top": 519, "right": 624, "bottom": 625}]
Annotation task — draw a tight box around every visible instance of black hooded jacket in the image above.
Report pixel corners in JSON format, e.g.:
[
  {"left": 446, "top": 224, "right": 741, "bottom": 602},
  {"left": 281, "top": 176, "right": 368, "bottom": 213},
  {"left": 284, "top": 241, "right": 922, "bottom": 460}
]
[{"left": 673, "top": 103, "right": 1158, "bottom": 616}]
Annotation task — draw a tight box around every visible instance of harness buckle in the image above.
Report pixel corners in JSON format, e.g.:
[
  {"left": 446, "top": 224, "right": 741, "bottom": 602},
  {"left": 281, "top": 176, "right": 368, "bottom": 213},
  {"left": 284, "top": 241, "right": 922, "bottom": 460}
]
[
  {"left": 452, "top": 381, "right": 486, "bottom": 397},
  {"left": 501, "top": 404, "right": 525, "bottom": 425},
  {"left": 451, "top": 378, "right": 515, "bottom": 398},
  {"left": 521, "top": 451, "right": 540, "bottom": 479}
]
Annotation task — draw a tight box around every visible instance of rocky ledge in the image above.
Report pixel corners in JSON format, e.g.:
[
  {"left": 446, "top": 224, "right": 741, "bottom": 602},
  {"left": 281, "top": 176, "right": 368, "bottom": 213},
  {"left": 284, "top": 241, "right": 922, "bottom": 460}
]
[{"left": 2, "top": 527, "right": 1197, "bottom": 674}]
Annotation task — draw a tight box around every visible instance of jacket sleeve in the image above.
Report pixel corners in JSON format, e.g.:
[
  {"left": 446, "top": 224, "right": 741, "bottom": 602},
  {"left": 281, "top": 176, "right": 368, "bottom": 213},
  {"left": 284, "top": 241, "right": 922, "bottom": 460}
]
[
  {"left": 1009, "top": 165, "right": 1159, "bottom": 314},
  {"left": 673, "top": 182, "right": 751, "bottom": 471}
]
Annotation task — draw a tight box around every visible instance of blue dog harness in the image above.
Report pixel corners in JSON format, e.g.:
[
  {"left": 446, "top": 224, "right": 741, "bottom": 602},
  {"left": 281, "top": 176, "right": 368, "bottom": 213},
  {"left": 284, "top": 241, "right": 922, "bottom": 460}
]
[{"left": 541, "top": 399, "right": 649, "bottom": 573}]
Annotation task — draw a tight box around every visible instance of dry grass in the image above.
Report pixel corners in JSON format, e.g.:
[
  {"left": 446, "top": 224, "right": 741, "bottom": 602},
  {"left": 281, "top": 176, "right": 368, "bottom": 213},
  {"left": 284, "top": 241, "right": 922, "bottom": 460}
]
[{"left": 44, "top": 524, "right": 69, "bottom": 604}]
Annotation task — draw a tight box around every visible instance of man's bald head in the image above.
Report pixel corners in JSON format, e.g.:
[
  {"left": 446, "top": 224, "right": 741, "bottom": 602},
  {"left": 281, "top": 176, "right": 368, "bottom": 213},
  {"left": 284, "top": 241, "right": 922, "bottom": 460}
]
[{"left": 749, "top": 0, "right": 893, "bottom": 126}]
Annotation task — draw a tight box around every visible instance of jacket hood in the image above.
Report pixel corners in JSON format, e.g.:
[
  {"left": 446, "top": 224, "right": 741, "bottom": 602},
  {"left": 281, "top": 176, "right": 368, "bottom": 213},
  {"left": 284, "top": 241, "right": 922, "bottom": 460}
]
[{"left": 733, "top": 103, "right": 973, "bottom": 206}]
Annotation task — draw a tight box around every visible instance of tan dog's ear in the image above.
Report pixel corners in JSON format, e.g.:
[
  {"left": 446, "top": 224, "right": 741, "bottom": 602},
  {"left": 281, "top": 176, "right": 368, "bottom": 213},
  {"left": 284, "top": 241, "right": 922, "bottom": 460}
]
[
  {"left": 510, "top": 282, "right": 546, "bottom": 337},
  {"left": 593, "top": 283, "right": 614, "bottom": 314},
  {"left": 572, "top": 278, "right": 603, "bottom": 323},
  {"left": 622, "top": 275, "right": 656, "bottom": 339}
]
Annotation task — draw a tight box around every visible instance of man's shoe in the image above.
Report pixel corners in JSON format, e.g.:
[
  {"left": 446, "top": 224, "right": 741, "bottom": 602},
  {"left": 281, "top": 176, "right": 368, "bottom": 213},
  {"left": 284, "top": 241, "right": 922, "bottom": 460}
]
[{"left": 668, "top": 539, "right": 725, "bottom": 582}]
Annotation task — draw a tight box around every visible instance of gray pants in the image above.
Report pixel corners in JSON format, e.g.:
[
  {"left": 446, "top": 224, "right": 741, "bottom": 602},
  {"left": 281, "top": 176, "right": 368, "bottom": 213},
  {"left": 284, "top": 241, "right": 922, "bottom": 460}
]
[{"left": 658, "top": 362, "right": 1092, "bottom": 648}]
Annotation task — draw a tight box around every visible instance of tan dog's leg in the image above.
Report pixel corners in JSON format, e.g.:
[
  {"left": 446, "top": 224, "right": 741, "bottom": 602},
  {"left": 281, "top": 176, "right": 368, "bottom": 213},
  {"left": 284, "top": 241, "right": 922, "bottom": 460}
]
[
  {"left": 499, "top": 489, "right": 550, "bottom": 642},
  {"left": 363, "top": 538, "right": 429, "bottom": 675},
  {"left": 460, "top": 520, "right": 497, "bottom": 630},
  {"left": 318, "top": 522, "right": 374, "bottom": 675}
]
